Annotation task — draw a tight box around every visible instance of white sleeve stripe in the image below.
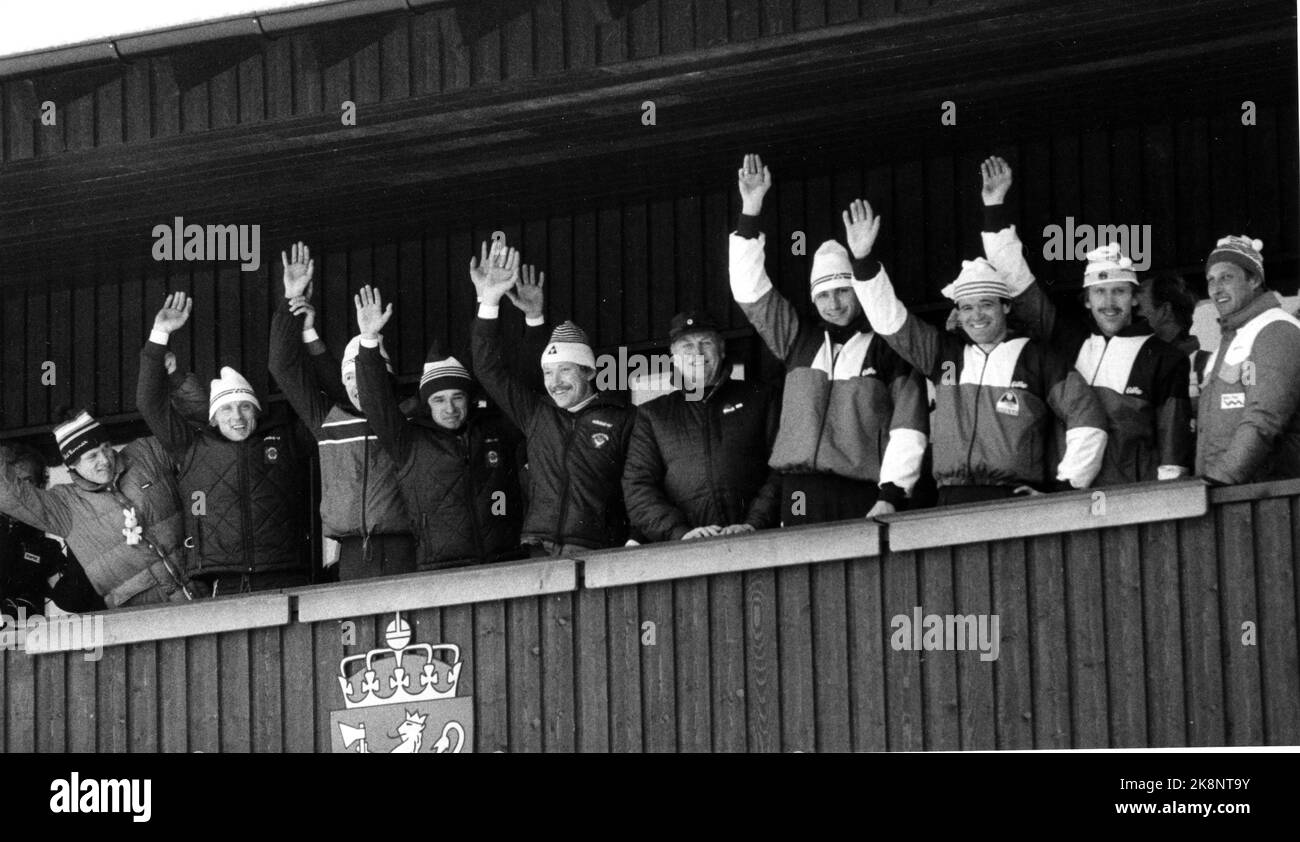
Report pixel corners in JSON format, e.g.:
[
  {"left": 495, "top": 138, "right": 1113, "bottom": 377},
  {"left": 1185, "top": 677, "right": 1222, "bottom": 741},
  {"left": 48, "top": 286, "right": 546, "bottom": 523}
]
[
  {"left": 878, "top": 427, "right": 927, "bottom": 494},
  {"left": 1057, "top": 426, "right": 1108, "bottom": 488}
]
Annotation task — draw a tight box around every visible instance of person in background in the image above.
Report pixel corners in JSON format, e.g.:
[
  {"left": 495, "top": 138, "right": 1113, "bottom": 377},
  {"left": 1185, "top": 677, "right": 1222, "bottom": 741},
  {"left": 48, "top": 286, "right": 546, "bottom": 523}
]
[
  {"left": 0, "top": 413, "right": 196, "bottom": 608},
  {"left": 268, "top": 242, "right": 415, "bottom": 579},
  {"left": 623, "top": 310, "right": 781, "bottom": 542},
  {"left": 729, "top": 153, "right": 928, "bottom": 523},
  {"left": 1195, "top": 236, "right": 1300, "bottom": 484}
]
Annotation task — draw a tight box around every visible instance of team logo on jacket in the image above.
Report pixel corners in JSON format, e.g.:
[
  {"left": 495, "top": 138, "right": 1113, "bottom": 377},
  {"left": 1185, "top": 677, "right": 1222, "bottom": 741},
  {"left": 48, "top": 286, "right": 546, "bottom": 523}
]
[
  {"left": 265, "top": 446, "right": 279, "bottom": 462},
  {"left": 486, "top": 450, "right": 499, "bottom": 467},
  {"left": 995, "top": 391, "right": 1020, "bottom": 417},
  {"left": 591, "top": 432, "right": 610, "bottom": 448},
  {"left": 330, "top": 613, "right": 471, "bottom": 753},
  {"left": 1221, "top": 393, "right": 1245, "bottom": 409}
]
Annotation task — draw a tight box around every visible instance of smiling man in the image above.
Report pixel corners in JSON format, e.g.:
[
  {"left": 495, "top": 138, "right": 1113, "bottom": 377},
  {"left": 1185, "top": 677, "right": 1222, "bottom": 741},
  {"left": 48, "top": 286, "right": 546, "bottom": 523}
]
[
  {"left": 1195, "top": 236, "right": 1300, "bottom": 484},
  {"left": 729, "top": 154, "right": 928, "bottom": 523},
  {"left": 847, "top": 195, "right": 1108, "bottom": 505},
  {"left": 980, "top": 157, "right": 1193, "bottom": 486},
  {"left": 470, "top": 240, "right": 635, "bottom": 557},
  {"left": 139, "top": 292, "right": 311, "bottom": 595}
]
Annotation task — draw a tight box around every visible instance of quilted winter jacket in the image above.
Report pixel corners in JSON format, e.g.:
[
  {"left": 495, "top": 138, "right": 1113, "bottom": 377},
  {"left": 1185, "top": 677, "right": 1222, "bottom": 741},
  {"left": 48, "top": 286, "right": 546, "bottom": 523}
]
[
  {"left": 728, "top": 217, "right": 928, "bottom": 505},
  {"left": 472, "top": 314, "right": 635, "bottom": 550},
  {"left": 853, "top": 260, "right": 1108, "bottom": 490},
  {"left": 0, "top": 437, "right": 192, "bottom": 608},
  {"left": 355, "top": 343, "right": 523, "bottom": 568},
  {"left": 623, "top": 369, "right": 782, "bottom": 542},
  {"left": 1196, "top": 292, "right": 1300, "bottom": 484},
  {"left": 138, "top": 341, "right": 310, "bottom": 578}
]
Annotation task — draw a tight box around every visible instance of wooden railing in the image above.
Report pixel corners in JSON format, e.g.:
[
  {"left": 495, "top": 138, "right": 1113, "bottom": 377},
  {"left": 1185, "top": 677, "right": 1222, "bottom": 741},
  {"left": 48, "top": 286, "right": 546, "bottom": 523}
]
[{"left": 3, "top": 477, "right": 1298, "bottom": 752}]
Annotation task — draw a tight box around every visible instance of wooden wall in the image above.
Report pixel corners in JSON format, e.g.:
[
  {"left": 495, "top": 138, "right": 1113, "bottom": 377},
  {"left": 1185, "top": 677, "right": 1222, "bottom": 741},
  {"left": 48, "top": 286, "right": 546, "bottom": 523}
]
[
  {"left": 1, "top": 101, "right": 1294, "bottom": 438},
  {"left": 3, "top": 479, "right": 1296, "bottom": 752}
]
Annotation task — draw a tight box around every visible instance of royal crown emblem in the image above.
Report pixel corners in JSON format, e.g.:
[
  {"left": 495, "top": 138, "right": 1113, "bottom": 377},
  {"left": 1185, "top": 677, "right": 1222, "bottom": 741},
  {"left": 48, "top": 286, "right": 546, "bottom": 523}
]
[{"left": 329, "top": 613, "right": 473, "bottom": 753}]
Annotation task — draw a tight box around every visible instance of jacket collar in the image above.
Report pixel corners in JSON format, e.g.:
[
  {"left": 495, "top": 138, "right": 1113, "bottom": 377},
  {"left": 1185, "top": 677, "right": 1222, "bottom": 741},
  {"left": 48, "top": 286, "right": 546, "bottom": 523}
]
[
  {"left": 1219, "top": 291, "right": 1281, "bottom": 333},
  {"left": 1089, "top": 316, "right": 1154, "bottom": 339}
]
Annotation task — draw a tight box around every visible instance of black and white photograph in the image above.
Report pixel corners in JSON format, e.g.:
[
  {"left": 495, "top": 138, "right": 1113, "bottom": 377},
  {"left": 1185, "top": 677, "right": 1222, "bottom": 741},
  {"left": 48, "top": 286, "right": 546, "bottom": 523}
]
[{"left": 0, "top": 0, "right": 1295, "bottom": 822}]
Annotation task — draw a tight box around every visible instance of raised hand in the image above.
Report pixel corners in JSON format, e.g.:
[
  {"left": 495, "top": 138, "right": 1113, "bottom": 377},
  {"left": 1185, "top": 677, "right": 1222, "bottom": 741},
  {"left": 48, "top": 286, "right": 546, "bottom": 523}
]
[
  {"left": 506, "top": 264, "right": 546, "bottom": 319},
  {"left": 354, "top": 285, "right": 393, "bottom": 338},
  {"left": 841, "top": 199, "right": 881, "bottom": 259},
  {"left": 153, "top": 292, "right": 193, "bottom": 335},
  {"left": 470, "top": 242, "right": 520, "bottom": 305},
  {"left": 282, "top": 242, "right": 314, "bottom": 299},
  {"left": 980, "top": 156, "right": 1013, "bottom": 206},
  {"left": 737, "top": 153, "right": 772, "bottom": 215},
  {"left": 289, "top": 296, "right": 316, "bottom": 331}
]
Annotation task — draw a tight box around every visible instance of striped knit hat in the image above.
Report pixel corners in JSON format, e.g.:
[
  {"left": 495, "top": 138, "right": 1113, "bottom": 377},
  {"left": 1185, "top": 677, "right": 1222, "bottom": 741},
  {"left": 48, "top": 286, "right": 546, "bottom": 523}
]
[
  {"left": 541, "top": 321, "right": 596, "bottom": 369},
  {"left": 944, "top": 258, "right": 1011, "bottom": 302},
  {"left": 809, "top": 241, "right": 854, "bottom": 299},
  {"left": 1083, "top": 243, "right": 1137, "bottom": 287},
  {"left": 419, "top": 345, "right": 473, "bottom": 405},
  {"left": 54, "top": 410, "right": 108, "bottom": 465},
  {"left": 208, "top": 366, "right": 262, "bottom": 421},
  {"left": 341, "top": 334, "right": 393, "bottom": 380},
  {"left": 1206, "top": 235, "right": 1265, "bottom": 286}
]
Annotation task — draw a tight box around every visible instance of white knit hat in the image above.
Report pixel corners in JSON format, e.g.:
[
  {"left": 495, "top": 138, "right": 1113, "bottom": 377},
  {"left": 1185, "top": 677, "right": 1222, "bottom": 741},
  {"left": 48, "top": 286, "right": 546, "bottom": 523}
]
[
  {"left": 209, "top": 366, "right": 261, "bottom": 420},
  {"left": 1083, "top": 243, "right": 1137, "bottom": 287},
  {"left": 809, "top": 241, "right": 854, "bottom": 299},
  {"left": 341, "top": 334, "right": 393, "bottom": 380},
  {"left": 541, "top": 321, "right": 596, "bottom": 369},
  {"left": 944, "top": 258, "right": 1011, "bottom": 302}
]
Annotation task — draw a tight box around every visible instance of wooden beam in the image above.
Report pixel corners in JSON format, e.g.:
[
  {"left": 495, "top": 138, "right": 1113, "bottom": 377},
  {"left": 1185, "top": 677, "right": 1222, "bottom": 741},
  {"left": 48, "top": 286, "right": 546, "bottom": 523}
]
[
  {"left": 583, "top": 520, "right": 881, "bottom": 588},
  {"left": 880, "top": 479, "right": 1209, "bottom": 552}
]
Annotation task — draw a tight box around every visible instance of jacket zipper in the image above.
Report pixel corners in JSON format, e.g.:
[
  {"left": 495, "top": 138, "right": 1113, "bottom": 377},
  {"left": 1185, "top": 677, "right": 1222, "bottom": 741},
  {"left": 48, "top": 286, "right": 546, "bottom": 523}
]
[
  {"left": 964, "top": 347, "right": 994, "bottom": 482},
  {"left": 554, "top": 414, "right": 578, "bottom": 546},
  {"left": 240, "top": 440, "right": 254, "bottom": 576},
  {"left": 809, "top": 333, "right": 842, "bottom": 472}
]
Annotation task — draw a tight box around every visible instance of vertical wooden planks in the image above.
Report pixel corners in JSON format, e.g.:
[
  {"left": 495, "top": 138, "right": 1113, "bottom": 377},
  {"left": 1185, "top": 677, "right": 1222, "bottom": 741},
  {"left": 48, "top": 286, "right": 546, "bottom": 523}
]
[
  {"left": 187, "top": 635, "right": 220, "bottom": 752},
  {"left": 506, "top": 596, "right": 543, "bottom": 752},
  {"left": 1256, "top": 498, "right": 1300, "bottom": 745},
  {"left": 282, "top": 621, "right": 316, "bottom": 752},
  {"left": 534, "top": 0, "right": 566, "bottom": 76},
  {"left": 97, "top": 647, "right": 129, "bottom": 752},
  {"left": 628, "top": 0, "right": 662, "bottom": 59},
  {"left": 918, "top": 546, "right": 959, "bottom": 750},
  {"left": 1, "top": 287, "right": 26, "bottom": 430},
  {"left": 574, "top": 588, "right": 610, "bottom": 752},
  {"left": 647, "top": 198, "right": 677, "bottom": 340},
  {"left": 621, "top": 202, "right": 650, "bottom": 346},
  {"left": 990, "top": 539, "right": 1034, "bottom": 749},
  {"left": 1102, "top": 525, "right": 1148, "bottom": 748},
  {"left": 158, "top": 637, "right": 189, "bottom": 752},
  {"left": 639, "top": 580, "right": 677, "bottom": 751},
  {"left": 674, "top": 577, "right": 712, "bottom": 752},
  {"left": 1139, "top": 519, "right": 1187, "bottom": 747},
  {"left": 473, "top": 600, "right": 509, "bottom": 752},
  {"left": 744, "top": 567, "right": 780, "bottom": 751},
  {"left": 66, "top": 652, "right": 97, "bottom": 752},
  {"left": 606, "top": 584, "right": 643, "bottom": 751},
  {"left": 811, "top": 561, "right": 851, "bottom": 751},
  {"left": 1215, "top": 502, "right": 1263, "bottom": 745},
  {"left": 674, "top": 194, "right": 704, "bottom": 317},
  {"left": 710, "top": 571, "right": 747, "bottom": 752},
  {"left": 35, "top": 653, "right": 67, "bottom": 753},
  {"left": 128, "top": 643, "right": 159, "bottom": 753},
  {"left": 953, "top": 542, "right": 995, "bottom": 750},
  {"left": 597, "top": 205, "right": 623, "bottom": 347},
  {"left": 1064, "top": 530, "right": 1108, "bottom": 748},
  {"left": 660, "top": 0, "right": 695, "bottom": 55},
  {"left": 218, "top": 630, "right": 251, "bottom": 752},
  {"left": 540, "top": 592, "right": 577, "bottom": 751},
  {"left": 250, "top": 626, "right": 284, "bottom": 752},
  {"left": 776, "top": 565, "right": 814, "bottom": 751},
  {"left": 882, "top": 548, "right": 922, "bottom": 750},
  {"left": 846, "top": 555, "right": 887, "bottom": 751},
  {"left": 97, "top": 276, "right": 122, "bottom": 416},
  {"left": 1028, "top": 534, "right": 1069, "bottom": 749}
]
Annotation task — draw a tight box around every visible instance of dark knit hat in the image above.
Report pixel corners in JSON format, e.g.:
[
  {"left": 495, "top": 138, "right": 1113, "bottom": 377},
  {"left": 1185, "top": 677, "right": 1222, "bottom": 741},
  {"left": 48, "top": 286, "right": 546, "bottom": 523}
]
[
  {"left": 1206, "top": 235, "right": 1265, "bottom": 286},
  {"left": 54, "top": 410, "right": 108, "bottom": 466},
  {"left": 668, "top": 311, "right": 722, "bottom": 344},
  {"left": 418, "top": 343, "right": 474, "bottom": 405}
]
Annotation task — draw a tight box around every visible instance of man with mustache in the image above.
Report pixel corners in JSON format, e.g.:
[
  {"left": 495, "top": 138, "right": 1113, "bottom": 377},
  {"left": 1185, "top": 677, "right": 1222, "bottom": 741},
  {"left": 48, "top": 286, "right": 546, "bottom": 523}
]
[
  {"left": 981, "top": 156, "right": 1193, "bottom": 485},
  {"left": 470, "top": 241, "right": 635, "bottom": 556}
]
